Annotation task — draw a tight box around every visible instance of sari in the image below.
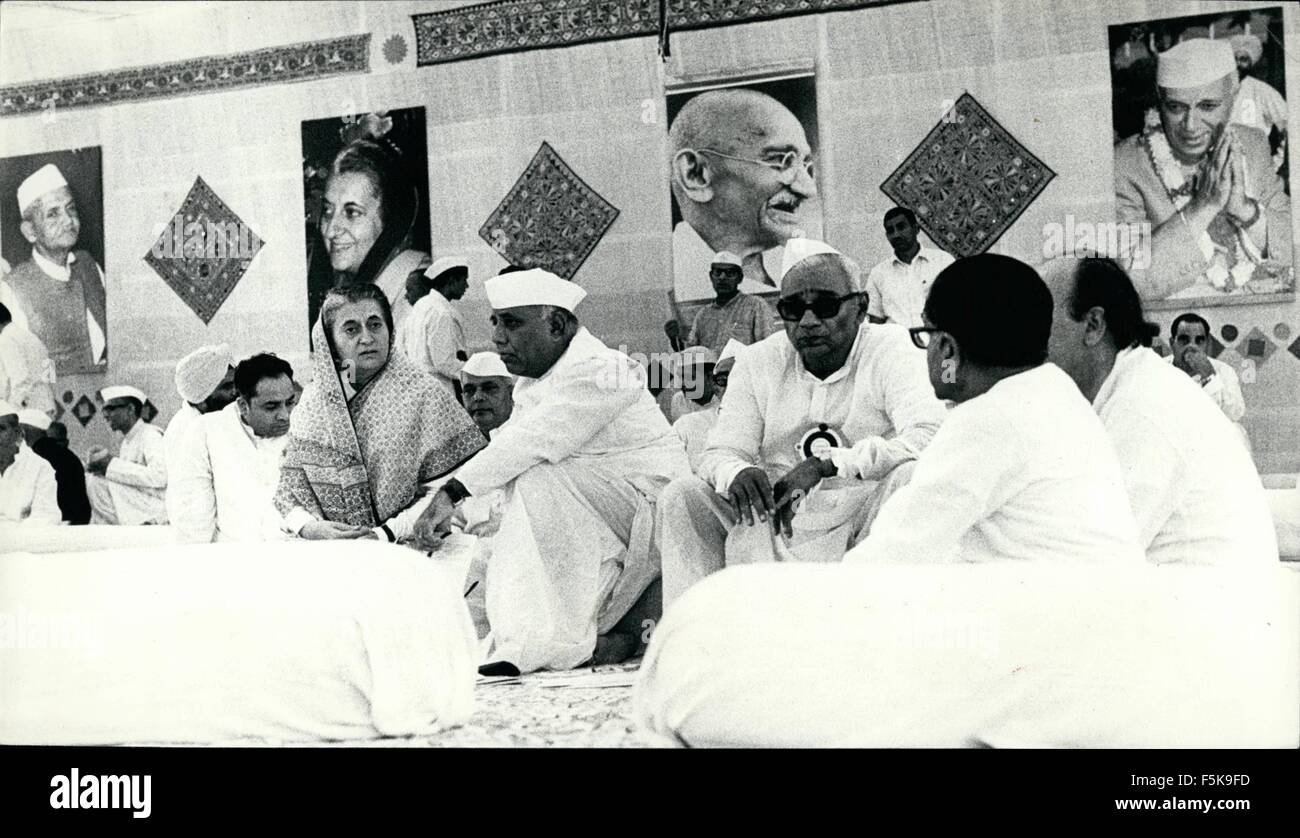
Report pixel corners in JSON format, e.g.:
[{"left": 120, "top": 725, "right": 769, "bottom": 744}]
[{"left": 275, "top": 316, "right": 486, "bottom": 529}]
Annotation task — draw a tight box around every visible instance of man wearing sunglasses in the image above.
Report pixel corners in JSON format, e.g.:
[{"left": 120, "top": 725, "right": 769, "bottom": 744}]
[
  {"left": 668, "top": 88, "right": 819, "bottom": 305},
  {"left": 843, "top": 254, "right": 1143, "bottom": 566},
  {"left": 658, "top": 239, "right": 946, "bottom": 605}
]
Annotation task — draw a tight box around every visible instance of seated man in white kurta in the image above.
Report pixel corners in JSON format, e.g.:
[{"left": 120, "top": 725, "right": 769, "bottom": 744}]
[
  {"left": 413, "top": 269, "right": 691, "bottom": 674},
  {"left": 168, "top": 353, "right": 297, "bottom": 543},
  {"left": 1163, "top": 312, "right": 1250, "bottom": 450},
  {"left": 85, "top": 385, "right": 167, "bottom": 525},
  {"left": 673, "top": 339, "right": 743, "bottom": 471},
  {"left": 163, "top": 343, "right": 236, "bottom": 493},
  {"left": 1043, "top": 255, "right": 1277, "bottom": 566},
  {"left": 658, "top": 238, "right": 948, "bottom": 606},
  {"left": 0, "top": 399, "right": 60, "bottom": 525},
  {"left": 844, "top": 255, "right": 1144, "bottom": 566}
]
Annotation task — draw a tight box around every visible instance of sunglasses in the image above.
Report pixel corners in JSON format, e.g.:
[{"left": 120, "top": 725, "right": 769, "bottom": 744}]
[
  {"left": 776, "top": 292, "right": 863, "bottom": 323},
  {"left": 908, "top": 327, "right": 944, "bottom": 349}
]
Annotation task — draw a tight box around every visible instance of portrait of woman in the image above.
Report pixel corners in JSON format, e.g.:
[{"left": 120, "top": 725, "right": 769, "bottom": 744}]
[{"left": 301, "top": 108, "right": 432, "bottom": 330}]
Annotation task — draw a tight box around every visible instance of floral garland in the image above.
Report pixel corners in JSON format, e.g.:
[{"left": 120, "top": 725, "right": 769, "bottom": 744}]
[{"left": 1140, "top": 111, "right": 1257, "bottom": 291}]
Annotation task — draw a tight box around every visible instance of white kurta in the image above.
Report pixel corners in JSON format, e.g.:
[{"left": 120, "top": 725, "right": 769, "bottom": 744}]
[
  {"left": 845, "top": 364, "right": 1144, "bottom": 565},
  {"left": 673, "top": 401, "right": 719, "bottom": 472},
  {"left": 0, "top": 324, "right": 55, "bottom": 413},
  {"left": 167, "top": 402, "right": 289, "bottom": 543},
  {"left": 88, "top": 420, "right": 167, "bottom": 525},
  {"left": 1095, "top": 347, "right": 1277, "bottom": 566},
  {"left": 163, "top": 401, "right": 201, "bottom": 475},
  {"left": 0, "top": 443, "right": 60, "bottom": 525},
  {"left": 699, "top": 322, "right": 947, "bottom": 492},
  {"left": 454, "top": 327, "right": 690, "bottom": 672},
  {"left": 397, "top": 289, "right": 465, "bottom": 395},
  {"left": 1161, "top": 354, "right": 1249, "bottom": 449},
  {"left": 863, "top": 246, "right": 956, "bottom": 327}
]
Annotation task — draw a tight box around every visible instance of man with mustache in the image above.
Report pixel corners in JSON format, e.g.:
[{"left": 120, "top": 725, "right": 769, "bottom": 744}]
[
  {"left": 167, "top": 353, "right": 298, "bottom": 543},
  {"left": 0, "top": 164, "right": 107, "bottom": 375},
  {"left": 85, "top": 385, "right": 167, "bottom": 525},
  {"left": 658, "top": 238, "right": 947, "bottom": 606},
  {"left": 413, "top": 269, "right": 690, "bottom": 673},
  {"left": 668, "top": 88, "right": 818, "bottom": 304},
  {"left": 864, "top": 207, "right": 955, "bottom": 328},
  {"left": 1114, "top": 38, "right": 1290, "bottom": 300}
]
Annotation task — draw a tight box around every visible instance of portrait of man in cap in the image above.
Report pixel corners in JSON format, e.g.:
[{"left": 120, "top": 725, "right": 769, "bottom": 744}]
[
  {"left": 1109, "top": 11, "right": 1292, "bottom": 305},
  {"left": 666, "top": 78, "right": 824, "bottom": 306},
  {"left": 0, "top": 149, "right": 108, "bottom": 374}
]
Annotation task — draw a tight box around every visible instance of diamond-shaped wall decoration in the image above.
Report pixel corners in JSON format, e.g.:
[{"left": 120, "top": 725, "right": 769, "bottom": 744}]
[
  {"left": 71, "top": 394, "right": 97, "bottom": 427},
  {"left": 143, "top": 176, "right": 263, "bottom": 323},
  {"left": 880, "top": 92, "right": 1055, "bottom": 256},
  {"left": 479, "top": 141, "right": 619, "bottom": 280},
  {"left": 1236, "top": 326, "right": 1276, "bottom": 365},
  {"left": 1288, "top": 335, "right": 1300, "bottom": 362},
  {"left": 1207, "top": 334, "right": 1225, "bottom": 359}
]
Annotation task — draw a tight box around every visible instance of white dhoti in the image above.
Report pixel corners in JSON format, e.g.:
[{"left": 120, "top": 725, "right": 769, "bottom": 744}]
[
  {"left": 659, "top": 462, "right": 914, "bottom": 605},
  {"left": 86, "top": 474, "right": 166, "bottom": 525},
  {"left": 635, "top": 562, "right": 1299, "bottom": 747},
  {"left": 483, "top": 459, "right": 668, "bottom": 673}
]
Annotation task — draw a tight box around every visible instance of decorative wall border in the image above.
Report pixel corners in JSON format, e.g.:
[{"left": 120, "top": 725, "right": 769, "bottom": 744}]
[
  {"left": 412, "top": 0, "right": 921, "bottom": 66},
  {"left": 0, "top": 34, "right": 371, "bottom": 118}
]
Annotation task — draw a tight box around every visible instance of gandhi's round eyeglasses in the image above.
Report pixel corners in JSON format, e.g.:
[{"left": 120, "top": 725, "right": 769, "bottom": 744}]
[{"left": 696, "top": 148, "right": 815, "bottom": 184}]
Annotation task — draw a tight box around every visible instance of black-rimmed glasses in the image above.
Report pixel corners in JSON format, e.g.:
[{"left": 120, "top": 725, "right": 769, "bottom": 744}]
[{"left": 908, "top": 327, "right": 944, "bottom": 349}]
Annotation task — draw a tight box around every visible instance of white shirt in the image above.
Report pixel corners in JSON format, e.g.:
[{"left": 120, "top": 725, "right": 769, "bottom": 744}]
[
  {"left": 1161, "top": 354, "right": 1246, "bottom": 422},
  {"left": 397, "top": 289, "right": 465, "bottom": 394},
  {"left": 1094, "top": 347, "right": 1277, "bottom": 566},
  {"left": 673, "top": 400, "right": 719, "bottom": 472},
  {"left": 168, "top": 402, "right": 288, "bottom": 543},
  {"left": 700, "top": 322, "right": 947, "bottom": 493},
  {"left": 0, "top": 249, "right": 107, "bottom": 364},
  {"left": 0, "top": 324, "right": 55, "bottom": 412},
  {"left": 0, "top": 442, "right": 60, "bottom": 524},
  {"left": 864, "top": 246, "right": 956, "bottom": 327},
  {"left": 163, "top": 402, "right": 202, "bottom": 474},
  {"left": 456, "top": 327, "right": 688, "bottom": 496},
  {"left": 845, "top": 364, "right": 1144, "bottom": 565},
  {"left": 106, "top": 419, "right": 167, "bottom": 491}
]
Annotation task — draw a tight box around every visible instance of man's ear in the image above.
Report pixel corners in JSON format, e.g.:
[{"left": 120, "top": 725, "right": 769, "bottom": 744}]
[
  {"left": 19, "top": 218, "right": 38, "bottom": 245},
  {"left": 1082, "top": 306, "right": 1108, "bottom": 348},
  {"left": 671, "top": 149, "right": 714, "bottom": 203},
  {"left": 236, "top": 396, "right": 250, "bottom": 423}
]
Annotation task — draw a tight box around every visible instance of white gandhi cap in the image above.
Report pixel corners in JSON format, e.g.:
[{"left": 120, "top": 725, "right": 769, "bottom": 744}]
[
  {"left": 1157, "top": 39, "right": 1236, "bottom": 89},
  {"left": 461, "top": 352, "right": 513, "bottom": 380},
  {"left": 101, "top": 385, "right": 148, "bottom": 404},
  {"left": 425, "top": 256, "right": 470, "bottom": 282},
  {"left": 0, "top": 399, "right": 17, "bottom": 419},
  {"left": 711, "top": 251, "right": 743, "bottom": 268},
  {"left": 484, "top": 268, "right": 587, "bottom": 313},
  {"left": 18, "top": 409, "right": 51, "bottom": 430},
  {"left": 17, "top": 164, "right": 68, "bottom": 215}
]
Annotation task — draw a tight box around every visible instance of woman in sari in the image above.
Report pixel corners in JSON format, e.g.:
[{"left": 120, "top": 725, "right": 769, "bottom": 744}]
[
  {"left": 308, "top": 137, "right": 431, "bottom": 331},
  {"left": 276, "top": 283, "right": 485, "bottom": 542}
]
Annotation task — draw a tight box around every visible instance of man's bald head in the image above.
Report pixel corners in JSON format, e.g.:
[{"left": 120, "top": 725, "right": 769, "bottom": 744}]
[
  {"left": 669, "top": 88, "right": 816, "bottom": 254},
  {"left": 669, "top": 89, "right": 797, "bottom": 158}
]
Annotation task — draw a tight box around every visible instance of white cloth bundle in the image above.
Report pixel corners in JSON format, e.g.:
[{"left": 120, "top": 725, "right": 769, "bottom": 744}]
[
  {"left": 635, "top": 561, "right": 1298, "bottom": 747},
  {"left": 0, "top": 540, "right": 478, "bottom": 744}
]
